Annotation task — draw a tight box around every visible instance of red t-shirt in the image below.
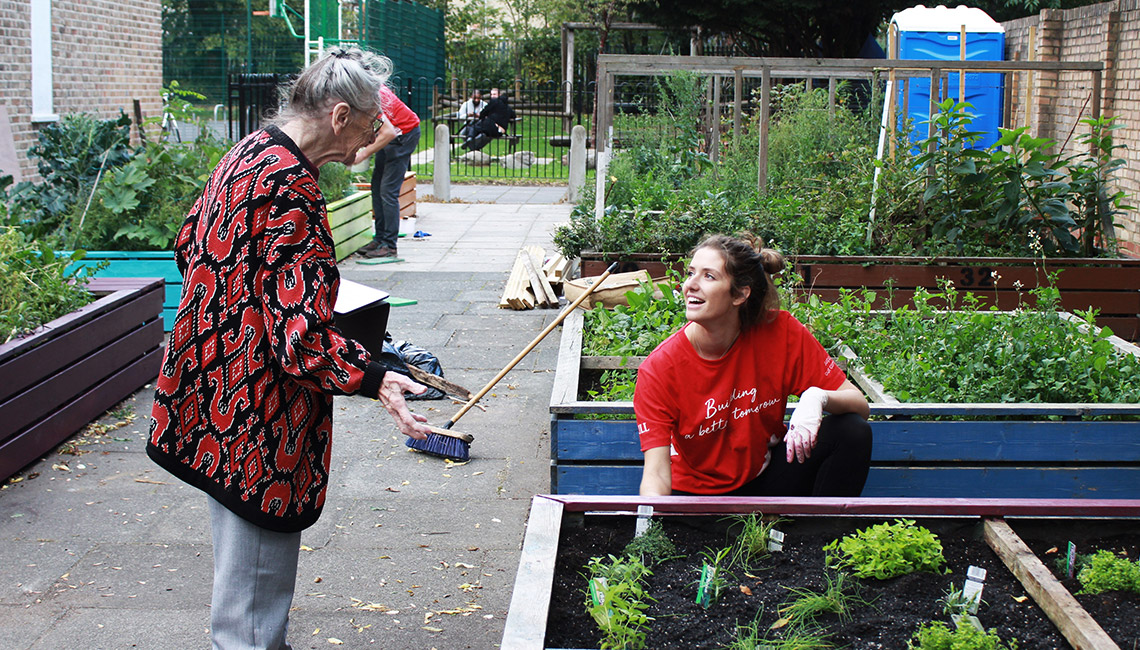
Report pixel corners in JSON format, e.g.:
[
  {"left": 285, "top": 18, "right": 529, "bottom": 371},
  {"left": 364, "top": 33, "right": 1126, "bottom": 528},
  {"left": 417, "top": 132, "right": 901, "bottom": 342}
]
[
  {"left": 378, "top": 86, "right": 420, "bottom": 133},
  {"left": 634, "top": 311, "right": 845, "bottom": 494}
]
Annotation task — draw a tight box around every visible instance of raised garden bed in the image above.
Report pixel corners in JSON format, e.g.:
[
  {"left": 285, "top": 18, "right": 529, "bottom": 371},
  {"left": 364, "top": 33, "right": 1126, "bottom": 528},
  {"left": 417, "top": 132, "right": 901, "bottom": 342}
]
[
  {"left": 0, "top": 277, "right": 164, "bottom": 481},
  {"left": 502, "top": 496, "right": 1140, "bottom": 650},
  {"left": 578, "top": 253, "right": 1140, "bottom": 341},
  {"left": 550, "top": 309, "right": 1140, "bottom": 498}
]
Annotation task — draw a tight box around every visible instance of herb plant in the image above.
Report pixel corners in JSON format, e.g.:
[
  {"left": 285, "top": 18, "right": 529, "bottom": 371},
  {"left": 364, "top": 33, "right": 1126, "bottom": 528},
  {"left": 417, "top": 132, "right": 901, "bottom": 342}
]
[
  {"left": 1075, "top": 549, "right": 1140, "bottom": 595},
  {"left": 909, "top": 620, "right": 1018, "bottom": 650},
  {"left": 622, "top": 520, "right": 679, "bottom": 566},
  {"left": 727, "top": 513, "right": 785, "bottom": 568},
  {"left": 777, "top": 570, "right": 864, "bottom": 628},
  {"left": 725, "top": 610, "right": 835, "bottom": 650},
  {"left": 694, "top": 545, "right": 733, "bottom": 607},
  {"left": 824, "top": 519, "right": 947, "bottom": 580},
  {"left": 585, "top": 554, "right": 654, "bottom": 650}
]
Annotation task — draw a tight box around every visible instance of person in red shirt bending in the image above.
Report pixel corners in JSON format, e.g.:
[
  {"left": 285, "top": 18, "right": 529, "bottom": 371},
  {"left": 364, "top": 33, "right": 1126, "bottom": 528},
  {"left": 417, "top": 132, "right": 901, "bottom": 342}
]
[{"left": 634, "top": 233, "right": 872, "bottom": 497}]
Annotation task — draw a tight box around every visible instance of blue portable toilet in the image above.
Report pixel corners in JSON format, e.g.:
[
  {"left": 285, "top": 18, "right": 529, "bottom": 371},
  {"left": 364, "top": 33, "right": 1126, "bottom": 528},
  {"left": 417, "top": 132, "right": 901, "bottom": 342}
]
[{"left": 892, "top": 5, "right": 1005, "bottom": 149}]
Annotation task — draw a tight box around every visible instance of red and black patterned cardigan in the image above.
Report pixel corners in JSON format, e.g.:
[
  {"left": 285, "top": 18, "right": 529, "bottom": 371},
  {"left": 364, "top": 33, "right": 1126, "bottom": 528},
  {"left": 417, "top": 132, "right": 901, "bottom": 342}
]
[{"left": 148, "top": 126, "right": 393, "bottom": 533}]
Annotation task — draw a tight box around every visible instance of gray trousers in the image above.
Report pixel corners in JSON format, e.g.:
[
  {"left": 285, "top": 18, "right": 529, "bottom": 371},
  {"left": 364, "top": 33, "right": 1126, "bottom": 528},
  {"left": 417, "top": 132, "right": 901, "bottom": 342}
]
[
  {"left": 370, "top": 125, "right": 421, "bottom": 249},
  {"left": 209, "top": 498, "right": 302, "bottom": 650}
]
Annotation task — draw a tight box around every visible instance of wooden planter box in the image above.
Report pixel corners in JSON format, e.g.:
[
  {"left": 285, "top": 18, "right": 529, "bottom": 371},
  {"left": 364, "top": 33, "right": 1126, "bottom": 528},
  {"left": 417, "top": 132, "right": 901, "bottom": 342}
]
[
  {"left": 67, "top": 190, "right": 402, "bottom": 331},
  {"left": 579, "top": 253, "right": 1140, "bottom": 340},
  {"left": 0, "top": 277, "right": 165, "bottom": 481},
  {"left": 550, "top": 310, "right": 1140, "bottom": 498},
  {"left": 502, "top": 495, "right": 1140, "bottom": 650}
]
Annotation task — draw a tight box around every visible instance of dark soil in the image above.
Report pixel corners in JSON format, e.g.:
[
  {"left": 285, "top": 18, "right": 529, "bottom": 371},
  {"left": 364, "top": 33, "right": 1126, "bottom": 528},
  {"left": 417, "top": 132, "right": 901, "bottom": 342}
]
[
  {"left": 544, "top": 515, "right": 1124, "bottom": 649},
  {"left": 1014, "top": 520, "right": 1140, "bottom": 649}
]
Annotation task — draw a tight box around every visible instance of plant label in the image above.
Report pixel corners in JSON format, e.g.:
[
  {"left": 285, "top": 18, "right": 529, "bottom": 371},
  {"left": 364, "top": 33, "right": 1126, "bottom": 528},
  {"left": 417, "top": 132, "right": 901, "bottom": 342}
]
[
  {"left": 768, "top": 529, "right": 786, "bottom": 553},
  {"left": 963, "top": 565, "right": 986, "bottom": 614},
  {"left": 589, "top": 577, "right": 607, "bottom": 607},
  {"left": 696, "top": 563, "right": 716, "bottom": 608},
  {"left": 1067, "top": 541, "right": 1077, "bottom": 579},
  {"left": 634, "top": 505, "right": 654, "bottom": 538}
]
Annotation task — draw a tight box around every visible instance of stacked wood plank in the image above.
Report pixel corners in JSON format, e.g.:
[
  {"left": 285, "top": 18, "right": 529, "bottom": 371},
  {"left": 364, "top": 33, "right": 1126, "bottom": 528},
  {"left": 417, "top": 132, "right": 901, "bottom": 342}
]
[
  {"left": 399, "top": 171, "right": 416, "bottom": 218},
  {"left": 500, "top": 246, "right": 562, "bottom": 310}
]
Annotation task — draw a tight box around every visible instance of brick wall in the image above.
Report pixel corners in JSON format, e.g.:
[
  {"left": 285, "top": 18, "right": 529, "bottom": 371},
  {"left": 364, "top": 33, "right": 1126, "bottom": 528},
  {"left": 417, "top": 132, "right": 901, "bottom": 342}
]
[
  {"left": 0, "top": 0, "right": 162, "bottom": 183},
  {"left": 1004, "top": 0, "right": 1140, "bottom": 257}
]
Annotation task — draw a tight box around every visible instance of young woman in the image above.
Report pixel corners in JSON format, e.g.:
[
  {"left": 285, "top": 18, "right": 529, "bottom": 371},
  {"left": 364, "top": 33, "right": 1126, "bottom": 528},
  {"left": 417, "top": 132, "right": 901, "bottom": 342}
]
[{"left": 635, "top": 234, "right": 872, "bottom": 497}]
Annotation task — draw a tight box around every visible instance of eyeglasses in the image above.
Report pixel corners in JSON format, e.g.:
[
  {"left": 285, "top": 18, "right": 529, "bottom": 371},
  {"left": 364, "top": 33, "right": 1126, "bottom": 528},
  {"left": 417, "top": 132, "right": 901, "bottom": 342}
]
[{"left": 369, "top": 115, "right": 385, "bottom": 136}]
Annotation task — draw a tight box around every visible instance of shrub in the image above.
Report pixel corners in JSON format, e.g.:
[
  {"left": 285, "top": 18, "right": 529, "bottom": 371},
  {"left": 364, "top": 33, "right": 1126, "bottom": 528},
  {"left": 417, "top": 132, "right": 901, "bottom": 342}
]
[{"left": 0, "top": 227, "right": 100, "bottom": 343}]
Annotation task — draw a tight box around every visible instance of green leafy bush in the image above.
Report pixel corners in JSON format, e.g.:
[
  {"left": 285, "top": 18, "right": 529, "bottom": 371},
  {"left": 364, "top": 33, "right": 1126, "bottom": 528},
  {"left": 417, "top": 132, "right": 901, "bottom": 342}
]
[
  {"left": 824, "top": 519, "right": 947, "bottom": 580},
  {"left": 0, "top": 227, "right": 100, "bottom": 343},
  {"left": 582, "top": 277, "right": 686, "bottom": 357},
  {"left": 622, "top": 520, "right": 678, "bottom": 566},
  {"left": 1076, "top": 549, "right": 1140, "bottom": 595},
  {"left": 909, "top": 620, "right": 1018, "bottom": 650},
  {"left": 790, "top": 281, "right": 1140, "bottom": 405}
]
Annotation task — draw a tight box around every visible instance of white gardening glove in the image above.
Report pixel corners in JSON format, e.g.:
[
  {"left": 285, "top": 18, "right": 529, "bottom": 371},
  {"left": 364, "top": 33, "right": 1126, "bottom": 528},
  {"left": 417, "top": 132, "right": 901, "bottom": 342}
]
[{"left": 786, "top": 387, "right": 828, "bottom": 464}]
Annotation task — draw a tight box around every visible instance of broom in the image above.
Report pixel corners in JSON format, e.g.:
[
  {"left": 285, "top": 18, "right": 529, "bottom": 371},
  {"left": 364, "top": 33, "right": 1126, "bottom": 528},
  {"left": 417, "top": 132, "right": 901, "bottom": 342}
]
[{"left": 407, "top": 262, "right": 620, "bottom": 461}]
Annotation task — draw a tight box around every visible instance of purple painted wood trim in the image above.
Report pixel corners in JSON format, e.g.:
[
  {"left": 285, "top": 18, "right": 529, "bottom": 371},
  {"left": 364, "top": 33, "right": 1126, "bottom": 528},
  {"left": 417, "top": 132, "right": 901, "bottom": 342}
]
[{"left": 543, "top": 495, "right": 1140, "bottom": 518}]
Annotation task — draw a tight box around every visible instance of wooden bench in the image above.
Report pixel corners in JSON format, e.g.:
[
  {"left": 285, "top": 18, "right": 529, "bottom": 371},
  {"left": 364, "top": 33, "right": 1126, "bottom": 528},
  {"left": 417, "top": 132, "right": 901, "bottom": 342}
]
[
  {"left": 449, "top": 117, "right": 523, "bottom": 155},
  {"left": 549, "top": 310, "right": 1140, "bottom": 498}
]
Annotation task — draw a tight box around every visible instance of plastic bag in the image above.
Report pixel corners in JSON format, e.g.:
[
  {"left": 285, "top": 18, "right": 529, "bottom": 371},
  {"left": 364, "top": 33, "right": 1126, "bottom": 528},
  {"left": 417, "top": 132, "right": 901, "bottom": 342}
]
[{"left": 382, "top": 336, "right": 446, "bottom": 400}]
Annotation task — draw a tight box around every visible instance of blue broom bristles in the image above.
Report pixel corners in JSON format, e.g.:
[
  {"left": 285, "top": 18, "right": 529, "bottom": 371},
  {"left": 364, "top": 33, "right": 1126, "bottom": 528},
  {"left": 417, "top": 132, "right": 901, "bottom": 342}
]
[{"left": 405, "top": 432, "right": 470, "bottom": 461}]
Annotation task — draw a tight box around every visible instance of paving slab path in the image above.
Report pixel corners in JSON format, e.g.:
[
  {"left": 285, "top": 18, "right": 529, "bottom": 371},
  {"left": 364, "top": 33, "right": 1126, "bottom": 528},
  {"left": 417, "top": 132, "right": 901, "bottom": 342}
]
[{"left": 0, "top": 185, "right": 574, "bottom": 649}]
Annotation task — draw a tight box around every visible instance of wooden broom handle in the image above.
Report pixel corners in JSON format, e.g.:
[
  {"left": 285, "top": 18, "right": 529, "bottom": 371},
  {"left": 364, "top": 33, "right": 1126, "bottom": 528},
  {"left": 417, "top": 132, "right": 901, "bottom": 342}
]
[{"left": 447, "top": 262, "right": 619, "bottom": 427}]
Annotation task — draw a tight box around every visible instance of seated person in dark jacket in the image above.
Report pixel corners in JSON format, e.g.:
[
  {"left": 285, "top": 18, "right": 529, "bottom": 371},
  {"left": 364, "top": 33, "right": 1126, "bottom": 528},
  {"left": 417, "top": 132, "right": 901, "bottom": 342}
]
[{"left": 461, "top": 87, "right": 516, "bottom": 151}]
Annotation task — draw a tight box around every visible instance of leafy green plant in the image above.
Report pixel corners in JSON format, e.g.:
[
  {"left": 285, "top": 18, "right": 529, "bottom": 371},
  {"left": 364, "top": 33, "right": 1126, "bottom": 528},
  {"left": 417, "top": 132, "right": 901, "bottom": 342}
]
[
  {"left": 622, "top": 520, "right": 679, "bottom": 566},
  {"left": 824, "top": 519, "right": 947, "bottom": 580},
  {"left": 909, "top": 620, "right": 1018, "bottom": 650},
  {"left": 583, "top": 276, "right": 686, "bottom": 357},
  {"left": 788, "top": 280, "right": 1140, "bottom": 406},
  {"left": 1075, "top": 549, "right": 1140, "bottom": 595},
  {"left": 1068, "top": 116, "right": 1133, "bottom": 256},
  {"left": 585, "top": 554, "right": 654, "bottom": 650},
  {"left": 586, "top": 368, "right": 638, "bottom": 403},
  {"left": 6, "top": 112, "right": 133, "bottom": 242},
  {"left": 777, "top": 570, "right": 864, "bottom": 628},
  {"left": 0, "top": 227, "right": 101, "bottom": 342}
]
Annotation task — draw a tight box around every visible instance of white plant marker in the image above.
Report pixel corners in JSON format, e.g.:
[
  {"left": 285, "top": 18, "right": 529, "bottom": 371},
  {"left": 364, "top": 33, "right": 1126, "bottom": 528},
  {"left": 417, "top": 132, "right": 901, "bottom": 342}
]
[
  {"left": 963, "top": 565, "right": 987, "bottom": 614},
  {"left": 768, "top": 529, "right": 786, "bottom": 553},
  {"left": 634, "top": 505, "right": 654, "bottom": 538}
]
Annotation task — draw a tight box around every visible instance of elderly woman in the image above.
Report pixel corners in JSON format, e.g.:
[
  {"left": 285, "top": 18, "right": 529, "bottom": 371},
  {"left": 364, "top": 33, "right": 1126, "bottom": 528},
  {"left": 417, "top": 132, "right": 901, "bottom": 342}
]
[
  {"left": 147, "top": 47, "right": 428, "bottom": 649},
  {"left": 635, "top": 233, "right": 873, "bottom": 497}
]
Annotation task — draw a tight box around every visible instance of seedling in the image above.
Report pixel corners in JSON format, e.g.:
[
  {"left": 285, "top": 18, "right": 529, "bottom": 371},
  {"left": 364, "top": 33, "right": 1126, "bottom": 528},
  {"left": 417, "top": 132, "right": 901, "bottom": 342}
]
[
  {"left": 695, "top": 545, "right": 733, "bottom": 608},
  {"left": 727, "top": 513, "right": 787, "bottom": 568},
  {"left": 724, "top": 608, "right": 834, "bottom": 650},
  {"left": 824, "top": 518, "right": 947, "bottom": 579}
]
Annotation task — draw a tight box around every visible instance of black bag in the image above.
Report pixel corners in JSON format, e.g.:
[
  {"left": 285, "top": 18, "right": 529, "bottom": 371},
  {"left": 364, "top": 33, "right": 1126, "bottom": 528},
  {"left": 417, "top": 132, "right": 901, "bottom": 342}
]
[{"left": 382, "top": 335, "right": 446, "bottom": 400}]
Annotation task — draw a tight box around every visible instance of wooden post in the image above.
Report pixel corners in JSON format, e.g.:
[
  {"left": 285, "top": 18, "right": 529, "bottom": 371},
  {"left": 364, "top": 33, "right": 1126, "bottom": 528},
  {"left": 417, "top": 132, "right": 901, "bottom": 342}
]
[
  {"left": 132, "top": 99, "right": 147, "bottom": 144},
  {"left": 733, "top": 68, "right": 743, "bottom": 155},
  {"left": 710, "top": 75, "right": 721, "bottom": 163},
  {"left": 758, "top": 66, "right": 770, "bottom": 193},
  {"left": 1090, "top": 69, "right": 1102, "bottom": 158},
  {"left": 563, "top": 26, "right": 575, "bottom": 133},
  {"left": 959, "top": 24, "right": 967, "bottom": 105},
  {"left": 828, "top": 77, "right": 837, "bottom": 118},
  {"left": 888, "top": 24, "right": 898, "bottom": 160}
]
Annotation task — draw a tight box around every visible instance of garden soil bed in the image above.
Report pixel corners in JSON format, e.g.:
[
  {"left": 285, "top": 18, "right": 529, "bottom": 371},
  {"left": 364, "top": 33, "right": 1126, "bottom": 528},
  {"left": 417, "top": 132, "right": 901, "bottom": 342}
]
[{"left": 544, "top": 515, "right": 1138, "bottom": 649}]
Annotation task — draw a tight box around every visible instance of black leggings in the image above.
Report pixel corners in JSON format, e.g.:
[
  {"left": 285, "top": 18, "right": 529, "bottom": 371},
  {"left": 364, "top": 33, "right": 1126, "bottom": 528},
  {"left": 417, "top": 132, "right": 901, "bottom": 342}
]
[{"left": 675, "top": 414, "right": 873, "bottom": 497}]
